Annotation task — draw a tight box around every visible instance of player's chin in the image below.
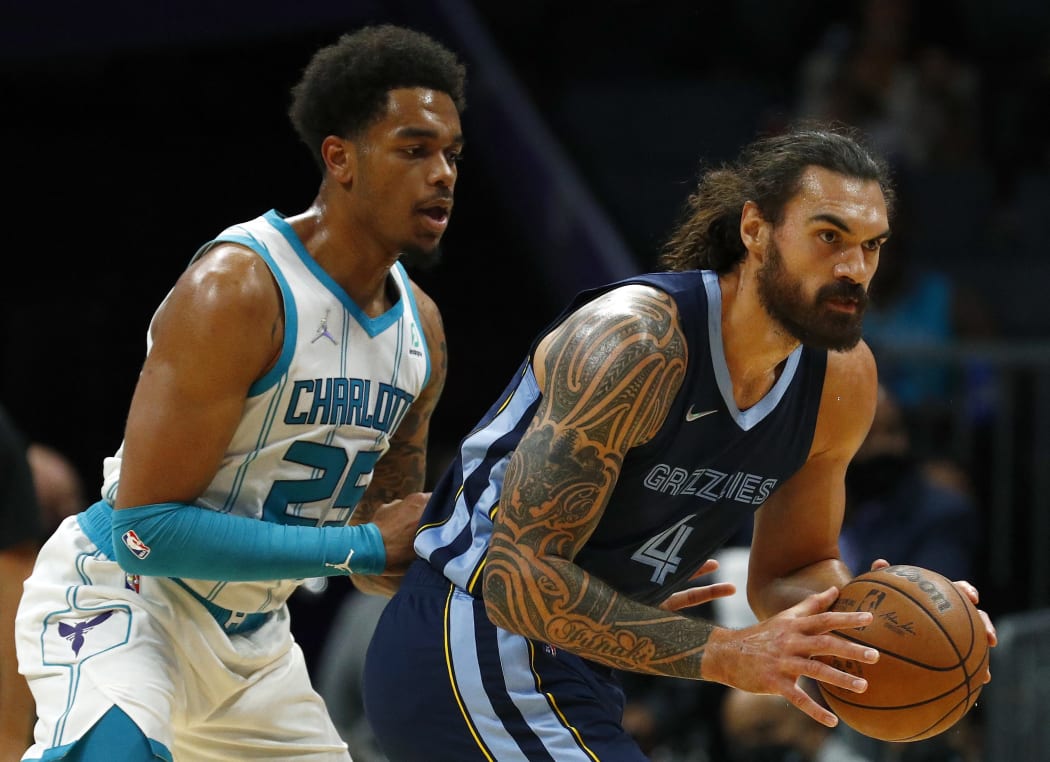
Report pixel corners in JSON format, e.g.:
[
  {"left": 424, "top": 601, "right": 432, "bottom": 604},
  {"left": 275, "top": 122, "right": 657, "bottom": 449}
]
[{"left": 810, "top": 316, "right": 864, "bottom": 352}]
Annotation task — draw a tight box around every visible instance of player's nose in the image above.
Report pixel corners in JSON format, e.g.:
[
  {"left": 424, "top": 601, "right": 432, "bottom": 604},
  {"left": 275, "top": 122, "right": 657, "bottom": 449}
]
[{"left": 833, "top": 246, "right": 869, "bottom": 283}]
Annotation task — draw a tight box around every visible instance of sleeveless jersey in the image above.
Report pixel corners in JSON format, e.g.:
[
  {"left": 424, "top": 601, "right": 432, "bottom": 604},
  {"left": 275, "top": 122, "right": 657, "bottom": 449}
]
[
  {"left": 99, "top": 209, "right": 430, "bottom": 613},
  {"left": 415, "top": 270, "right": 826, "bottom": 606}
]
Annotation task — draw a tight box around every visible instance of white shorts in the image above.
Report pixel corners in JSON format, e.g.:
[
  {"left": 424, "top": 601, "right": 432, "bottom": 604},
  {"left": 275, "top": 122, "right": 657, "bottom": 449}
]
[{"left": 15, "top": 516, "right": 350, "bottom": 761}]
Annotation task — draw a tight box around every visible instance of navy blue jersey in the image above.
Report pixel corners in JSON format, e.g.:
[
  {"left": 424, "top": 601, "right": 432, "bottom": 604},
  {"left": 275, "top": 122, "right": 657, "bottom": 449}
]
[{"left": 415, "top": 270, "right": 827, "bottom": 606}]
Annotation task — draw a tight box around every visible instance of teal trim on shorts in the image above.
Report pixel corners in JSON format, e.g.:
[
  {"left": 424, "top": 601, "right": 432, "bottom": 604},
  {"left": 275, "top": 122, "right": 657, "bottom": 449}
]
[
  {"left": 170, "top": 578, "right": 273, "bottom": 635},
  {"left": 30, "top": 705, "right": 172, "bottom": 761}
]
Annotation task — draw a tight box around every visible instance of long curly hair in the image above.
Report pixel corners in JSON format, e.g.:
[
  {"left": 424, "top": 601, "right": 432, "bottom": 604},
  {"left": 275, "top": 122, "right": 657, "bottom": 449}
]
[
  {"left": 660, "top": 122, "right": 895, "bottom": 273},
  {"left": 289, "top": 24, "right": 468, "bottom": 172}
]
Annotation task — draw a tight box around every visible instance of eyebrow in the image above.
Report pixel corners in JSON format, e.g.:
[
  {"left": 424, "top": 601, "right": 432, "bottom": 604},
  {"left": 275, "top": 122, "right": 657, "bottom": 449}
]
[
  {"left": 393, "top": 126, "right": 465, "bottom": 146},
  {"left": 810, "top": 213, "right": 891, "bottom": 241}
]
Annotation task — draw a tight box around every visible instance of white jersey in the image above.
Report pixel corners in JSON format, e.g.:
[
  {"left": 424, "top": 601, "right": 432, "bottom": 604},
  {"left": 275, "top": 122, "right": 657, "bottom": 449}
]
[{"left": 100, "top": 209, "right": 430, "bottom": 614}]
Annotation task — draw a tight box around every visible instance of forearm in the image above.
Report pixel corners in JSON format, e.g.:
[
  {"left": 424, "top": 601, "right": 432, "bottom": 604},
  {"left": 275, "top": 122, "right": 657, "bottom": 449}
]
[
  {"left": 100, "top": 501, "right": 385, "bottom": 580},
  {"left": 356, "top": 426, "right": 428, "bottom": 521},
  {"left": 749, "top": 557, "right": 853, "bottom": 621},
  {"left": 483, "top": 551, "right": 716, "bottom": 679}
]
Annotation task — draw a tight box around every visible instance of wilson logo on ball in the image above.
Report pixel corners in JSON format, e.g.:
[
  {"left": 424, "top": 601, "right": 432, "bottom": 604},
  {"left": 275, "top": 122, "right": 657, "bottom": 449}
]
[{"left": 886, "top": 565, "right": 954, "bottom": 612}]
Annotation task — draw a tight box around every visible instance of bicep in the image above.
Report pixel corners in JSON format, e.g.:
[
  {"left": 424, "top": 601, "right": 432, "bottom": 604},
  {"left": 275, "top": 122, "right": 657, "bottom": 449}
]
[{"left": 114, "top": 250, "right": 281, "bottom": 508}]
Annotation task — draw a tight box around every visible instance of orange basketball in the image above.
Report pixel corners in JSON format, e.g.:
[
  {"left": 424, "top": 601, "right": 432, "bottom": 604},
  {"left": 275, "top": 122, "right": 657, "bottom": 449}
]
[{"left": 817, "top": 565, "right": 988, "bottom": 742}]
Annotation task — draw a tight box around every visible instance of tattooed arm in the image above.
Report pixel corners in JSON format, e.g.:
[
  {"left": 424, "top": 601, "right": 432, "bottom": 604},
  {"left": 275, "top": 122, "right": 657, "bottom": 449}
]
[
  {"left": 350, "top": 282, "right": 447, "bottom": 596},
  {"left": 482, "top": 284, "right": 879, "bottom": 727}
]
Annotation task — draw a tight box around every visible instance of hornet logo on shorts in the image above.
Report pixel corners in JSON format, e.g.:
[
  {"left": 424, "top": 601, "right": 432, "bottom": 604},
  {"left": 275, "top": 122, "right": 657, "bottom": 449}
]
[
  {"left": 58, "top": 611, "right": 114, "bottom": 656},
  {"left": 121, "top": 529, "right": 151, "bottom": 560}
]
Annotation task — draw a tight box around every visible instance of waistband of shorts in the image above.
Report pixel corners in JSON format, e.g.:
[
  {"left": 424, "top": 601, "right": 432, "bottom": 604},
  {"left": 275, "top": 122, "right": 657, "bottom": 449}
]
[
  {"left": 78, "top": 501, "right": 271, "bottom": 636},
  {"left": 170, "top": 578, "right": 273, "bottom": 636},
  {"left": 402, "top": 557, "right": 463, "bottom": 592}
]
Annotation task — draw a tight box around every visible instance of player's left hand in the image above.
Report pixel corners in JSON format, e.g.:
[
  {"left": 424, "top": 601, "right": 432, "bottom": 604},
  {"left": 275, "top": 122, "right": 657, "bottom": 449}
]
[
  {"left": 869, "top": 557, "right": 997, "bottom": 682},
  {"left": 372, "top": 491, "right": 430, "bottom": 573},
  {"left": 658, "top": 558, "right": 736, "bottom": 612}
]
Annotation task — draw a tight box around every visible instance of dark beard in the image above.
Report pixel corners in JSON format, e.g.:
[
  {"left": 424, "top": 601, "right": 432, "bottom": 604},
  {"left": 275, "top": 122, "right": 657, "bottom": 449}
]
[{"left": 757, "top": 240, "right": 868, "bottom": 351}]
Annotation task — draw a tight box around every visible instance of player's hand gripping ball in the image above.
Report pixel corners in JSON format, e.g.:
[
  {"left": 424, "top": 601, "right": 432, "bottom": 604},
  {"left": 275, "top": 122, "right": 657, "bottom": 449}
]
[{"left": 817, "top": 565, "right": 988, "bottom": 742}]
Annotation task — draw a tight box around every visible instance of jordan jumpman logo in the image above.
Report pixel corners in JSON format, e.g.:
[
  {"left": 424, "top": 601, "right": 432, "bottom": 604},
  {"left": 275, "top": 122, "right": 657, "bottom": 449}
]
[{"left": 312, "top": 309, "right": 338, "bottom": 345}]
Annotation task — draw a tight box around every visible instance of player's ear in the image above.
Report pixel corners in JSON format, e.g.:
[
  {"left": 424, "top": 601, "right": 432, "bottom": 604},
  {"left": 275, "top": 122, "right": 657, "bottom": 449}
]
[
  {"left": 321, "top": 135, "right": 355, "bottom": 186},
  {"left": 740, "top": 201, "right": 771, "bottom": 260}
]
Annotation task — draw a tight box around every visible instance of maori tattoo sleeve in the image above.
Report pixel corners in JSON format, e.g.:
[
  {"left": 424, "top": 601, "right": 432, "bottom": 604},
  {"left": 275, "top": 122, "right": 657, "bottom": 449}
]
[{"left": 484, "top": 287, "right": 717, "bottom": 679}]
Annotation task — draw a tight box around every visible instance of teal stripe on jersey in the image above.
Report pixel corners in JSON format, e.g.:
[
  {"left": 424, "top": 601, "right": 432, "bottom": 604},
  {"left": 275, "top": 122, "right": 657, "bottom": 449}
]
[
  {"left": 241, "top": 235, "right": 299, "bottom": 398},
  {"left": 378, "top": 313, "right": 405, "bottom": 449},
  {"left": 397, "top": 261, "right": 431, "bottom": 389},
  {"left": 222, "top": 374, "right": 288, "bottom": 514}
]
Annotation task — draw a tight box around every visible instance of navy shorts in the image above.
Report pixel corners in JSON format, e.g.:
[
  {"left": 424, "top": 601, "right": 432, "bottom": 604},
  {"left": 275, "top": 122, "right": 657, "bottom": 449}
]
[{"left": 363, "top": 560, "right": 648, "bottom": 761}]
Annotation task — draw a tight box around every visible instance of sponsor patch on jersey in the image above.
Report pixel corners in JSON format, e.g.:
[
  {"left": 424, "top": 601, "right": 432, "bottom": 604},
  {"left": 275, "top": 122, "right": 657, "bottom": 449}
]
[{"left": 121, "top": 530, "right": 151, "bottom": 560}]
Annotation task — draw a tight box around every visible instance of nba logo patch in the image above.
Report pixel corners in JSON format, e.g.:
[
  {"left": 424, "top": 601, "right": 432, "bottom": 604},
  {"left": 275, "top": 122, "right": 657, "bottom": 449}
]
[
  {"left": 125, "top": 573, "right": 140, "bottom": 593},
  {"left": 121, "top": 530, "right": 151, "bottom": 560}
]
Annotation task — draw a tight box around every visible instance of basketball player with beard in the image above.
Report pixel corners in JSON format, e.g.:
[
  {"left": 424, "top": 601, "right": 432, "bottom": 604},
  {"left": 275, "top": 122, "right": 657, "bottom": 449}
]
[{"left": 363, "top": 123, "right": 996, "bottom": 761}]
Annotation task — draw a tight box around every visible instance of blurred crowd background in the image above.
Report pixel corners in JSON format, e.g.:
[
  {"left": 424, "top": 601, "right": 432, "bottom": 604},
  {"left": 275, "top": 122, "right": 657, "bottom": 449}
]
[{"left": 3, "top": 1, "right": 1049, "bottom": 759}]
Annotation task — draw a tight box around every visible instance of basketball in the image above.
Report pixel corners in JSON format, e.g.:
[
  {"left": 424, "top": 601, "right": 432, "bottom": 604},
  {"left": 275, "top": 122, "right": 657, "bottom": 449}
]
[{"left": 817, "top": 564, "right": 988, "bottom": 742}]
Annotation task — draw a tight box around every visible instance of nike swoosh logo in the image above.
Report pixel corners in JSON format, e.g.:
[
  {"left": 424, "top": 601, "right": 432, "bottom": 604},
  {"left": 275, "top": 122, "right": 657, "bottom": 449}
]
[{"left": 685, "top": 406, "right": 718, "bottom": 422}]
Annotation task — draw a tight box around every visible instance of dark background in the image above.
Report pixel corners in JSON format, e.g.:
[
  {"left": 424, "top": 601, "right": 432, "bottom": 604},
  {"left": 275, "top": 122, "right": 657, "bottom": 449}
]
[
  {"left": 4, "top": 1, "right": 1049, "bottom": 620},
  {"left": 1, "top": 1, "right": 563, "bottom": 492}
]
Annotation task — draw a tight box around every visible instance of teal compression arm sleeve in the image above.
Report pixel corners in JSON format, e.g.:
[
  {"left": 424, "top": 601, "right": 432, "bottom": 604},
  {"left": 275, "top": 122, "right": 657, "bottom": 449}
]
[{"left": 110, "top": 502, "right": 385, "bottom": 580}]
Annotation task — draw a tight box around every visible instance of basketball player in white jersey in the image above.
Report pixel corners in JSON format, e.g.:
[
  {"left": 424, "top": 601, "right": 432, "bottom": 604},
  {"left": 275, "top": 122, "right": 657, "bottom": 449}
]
[{"left": 15, "top": 25, "right": 466, "bottom": 761}]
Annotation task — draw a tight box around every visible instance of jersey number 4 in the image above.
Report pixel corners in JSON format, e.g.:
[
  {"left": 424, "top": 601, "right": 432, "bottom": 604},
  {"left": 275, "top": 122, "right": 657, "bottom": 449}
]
[{"left": 631, "top": 516, "right": 694, "bottom": 584}]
